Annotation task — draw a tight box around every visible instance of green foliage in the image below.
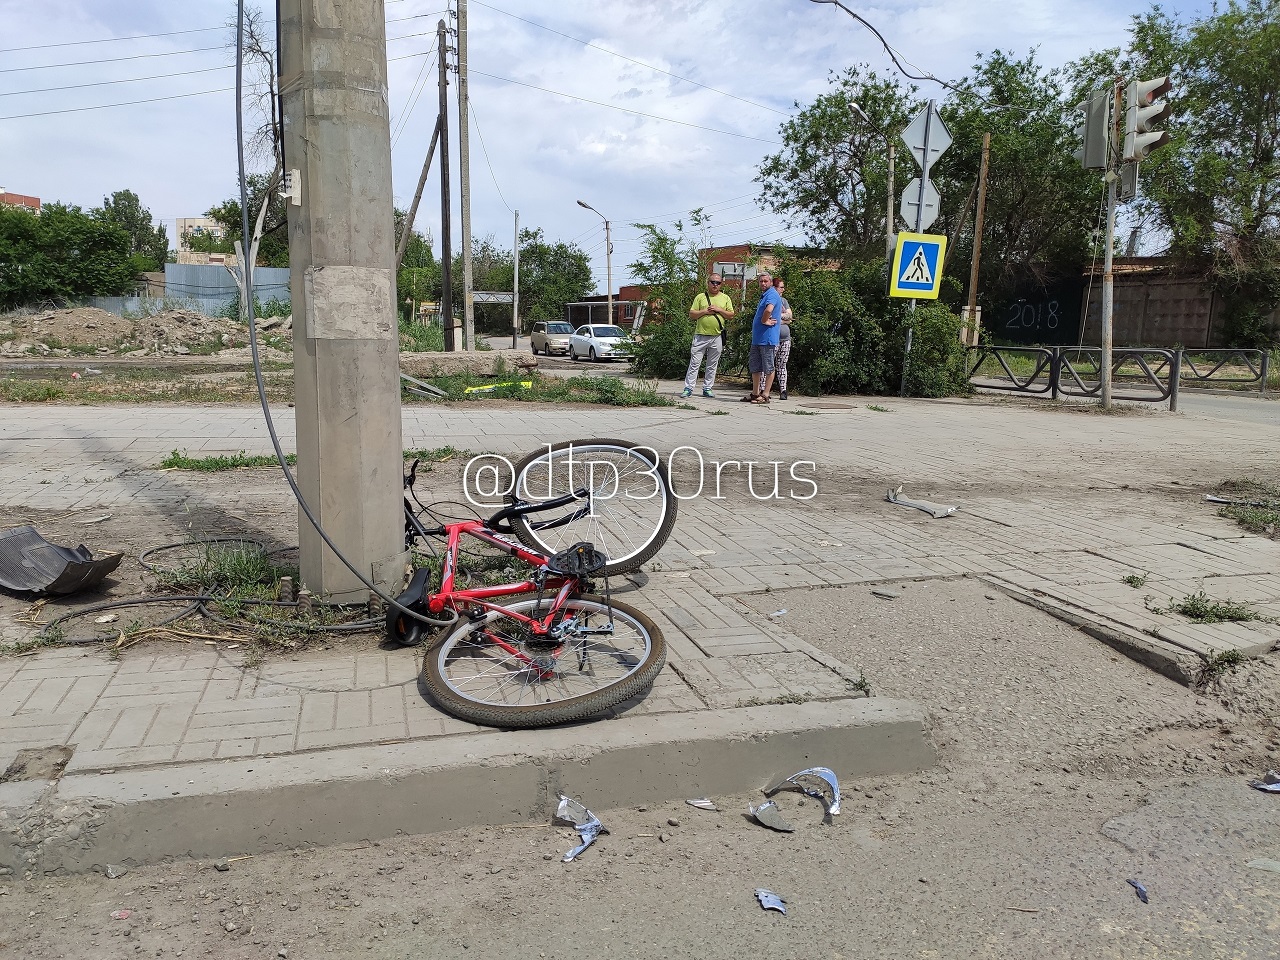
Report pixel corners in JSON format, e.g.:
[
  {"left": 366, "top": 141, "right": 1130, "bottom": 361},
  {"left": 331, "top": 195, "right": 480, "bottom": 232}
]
[
  {"left": 1154, "top": 590, "right": 1260, "bottom": 624},
  {"left": 625, "top": 217, "right": 717, "bottom": 379},
  {"left": 204, "top": 173, "right": 289, "bottom": 267},
  {"left": 516, "top": 227, "right": 595, "bottom": 323},
  {"left": 1212, "top": 477, "right": 1280, "bottom": 535},
  {"left": 399, "top": 317, "right": 446, "bottom": 352},
  {"left": 159, "top": 449, "right": 297, "bottom": 471},
  {"left": 1074, "top": 1, "right": 1280, "bottom": 346},
  {"left": 219, "top": 293, "right": 291, "bottom": 322},
  {"left": 0, "top": 203, "right": 138, "bottom": 309},
  {"left": 92, "top": 189, "right": 169, "bottom": 270},
  {"left": 0, "top": 379, "right": 65, "bottom": 402},
  {"left": 404, "top": 372, "right": 673, "bottom": 407},
  {"left": 1121, "top": 572, "right": 1150, "bottom": 588}
]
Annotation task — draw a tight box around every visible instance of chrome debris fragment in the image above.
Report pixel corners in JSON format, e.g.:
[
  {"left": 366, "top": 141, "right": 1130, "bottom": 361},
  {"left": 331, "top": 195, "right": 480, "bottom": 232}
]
[
  {"left": 555, "top": 794, "right": 609, "bottom": 862},
  {"left": 886, "top": 486, "right": 957, "bottom": 519},
  {"left": 748, "top": 800, "right": 795, "bottom": 833},
  {"left": 1127, "top": 879, "right": 1149, "bottom": 903},
  {"left": 766, "top": 766, "right": 842, "bottom": 816},
  {"left": 754, "top": 889, "right": 787, "bottom": 915},
  {"left": 686, "top": 798, "right": 718, "bottom": 811}
]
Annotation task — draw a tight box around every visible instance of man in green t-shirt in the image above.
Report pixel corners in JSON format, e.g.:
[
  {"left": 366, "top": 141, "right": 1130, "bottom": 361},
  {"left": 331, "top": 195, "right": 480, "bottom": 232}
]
[{"left": 682, "top": 272, "right": 734, "bottom": 398}]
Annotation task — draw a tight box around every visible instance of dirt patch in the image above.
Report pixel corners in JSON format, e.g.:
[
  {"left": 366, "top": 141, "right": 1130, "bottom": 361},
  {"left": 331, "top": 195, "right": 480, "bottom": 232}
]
[{"left": 0, "top": 745, "right": 73, "bottom": 783}]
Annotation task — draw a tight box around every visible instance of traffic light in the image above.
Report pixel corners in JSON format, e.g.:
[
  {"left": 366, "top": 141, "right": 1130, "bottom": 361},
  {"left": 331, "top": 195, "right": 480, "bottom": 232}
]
[
  {"left": 1073, "top": 88, "right": 1111, "bottom": 170},
  {"left": 1123, "top": 76, "right": 1171, "bottom": 162}
]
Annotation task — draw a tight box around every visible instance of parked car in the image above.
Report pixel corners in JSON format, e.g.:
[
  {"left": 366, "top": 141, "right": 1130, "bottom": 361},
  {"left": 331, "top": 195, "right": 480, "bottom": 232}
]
[
  {"left": 568, "top": 324, "right": 630, "bottom": 362},
  {"left": 530, "top": 320, "right": 574, "bottom": 355}
]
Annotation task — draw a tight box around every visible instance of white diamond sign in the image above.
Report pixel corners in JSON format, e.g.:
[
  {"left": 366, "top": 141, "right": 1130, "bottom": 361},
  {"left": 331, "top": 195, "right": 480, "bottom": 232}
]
[
  {"left": 900, "top": 177, "right": 942, "bottom": 232},
  {"left": 900, "top": 102, "right": 952, "bottom": 172}
]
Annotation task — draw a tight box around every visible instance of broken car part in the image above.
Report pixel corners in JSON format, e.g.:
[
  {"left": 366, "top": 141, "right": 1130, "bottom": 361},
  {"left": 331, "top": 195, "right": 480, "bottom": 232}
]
[
  {"left": 1127, "top": 879, "right": 1149, "bottom": 903},
  {"left": 754, "top": 889, "right": 787, "bottom": 915},
  {"left": 1247, "top": 771, "right": 1280, "bottom": 793},
  {"left": 686, "top": 798, "right": 718, "bottom": 811},
  {"left": 0, "top": 525, "right": 123, "bottom": 595},
  {"left": 766, "top": 766, "right": 842, "bottom": 817},
  {"left": 399, "top": 372, "right": 448, "bottom": 398},
  {"left": 748, "top": 800, "right": 795, "bottom": 833},
  {"left": 886, "top": 486, "right": 958, "bottom": 519},
  {"left": 555, "top": 794, "right": 609, "bottom": 862}
]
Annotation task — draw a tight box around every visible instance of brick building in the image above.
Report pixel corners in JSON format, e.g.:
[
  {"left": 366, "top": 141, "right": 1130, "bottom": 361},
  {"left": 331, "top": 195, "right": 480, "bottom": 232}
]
[{"left": 0, "top": 189, "right": 41, "bottom": 214}]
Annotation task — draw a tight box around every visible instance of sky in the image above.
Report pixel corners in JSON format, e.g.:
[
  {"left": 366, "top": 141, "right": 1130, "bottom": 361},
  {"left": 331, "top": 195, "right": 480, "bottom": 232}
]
[{"left": 0, "top": 0, "right": 1213, "bottom": 292}]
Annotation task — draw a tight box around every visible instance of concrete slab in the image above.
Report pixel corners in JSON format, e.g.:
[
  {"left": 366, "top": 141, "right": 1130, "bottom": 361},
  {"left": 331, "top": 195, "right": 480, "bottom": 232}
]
[{"left": 1, "top": 696, "right": 933, "bottom": 875}]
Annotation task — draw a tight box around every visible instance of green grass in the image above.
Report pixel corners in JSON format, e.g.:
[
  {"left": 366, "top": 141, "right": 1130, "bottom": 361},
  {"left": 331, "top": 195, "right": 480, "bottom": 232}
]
[
  {"left": 399, "top": 319, "right": 446, "bottom": 352},
  {"left": 160, "top": 449, "right": 297, "bottom": 471},
  {"left": 1122, "top": 572, "right": 1149, "bottom": 588},
  {"left": 867, "top": 404, "right": 891, "bottom": 412},
  {"left": 403, "top": 371, "right": 673, "bottom": 408},
  {"left": 1153, "top": 590, "right": 1261, "bottom": 624},
  {"left": 1213, "top": 478, "right": 1280, "bottom": 535},
  {"left": 1196, "top": 648, "right": 1245, "bottom": 687},
  {"left": 0, "top": 380, "right": 66, "bottom": 402},
  {"left": 709, "top": 409, "right": 730, "bottom": 416},
  {"left": 789, "top": 409, "right": 817, "bottom": 416}
]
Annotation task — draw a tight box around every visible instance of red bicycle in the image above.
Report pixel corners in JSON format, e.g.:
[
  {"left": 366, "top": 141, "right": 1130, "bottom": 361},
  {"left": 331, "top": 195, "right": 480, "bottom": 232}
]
[{"left": 388, "top": 439, "right": 678, "bottom": 728}]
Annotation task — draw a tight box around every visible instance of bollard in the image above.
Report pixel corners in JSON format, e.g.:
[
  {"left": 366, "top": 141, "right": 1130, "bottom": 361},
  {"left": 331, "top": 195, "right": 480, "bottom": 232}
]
[
  {"left": 276, "top": 575, "right": 294, "bottom": 604},
  {"left": 1169, "top": 349, "right": 1182, "bottom": 412},
  {"left": 297, "top": 587, "right": 313, "bottom": 616}
]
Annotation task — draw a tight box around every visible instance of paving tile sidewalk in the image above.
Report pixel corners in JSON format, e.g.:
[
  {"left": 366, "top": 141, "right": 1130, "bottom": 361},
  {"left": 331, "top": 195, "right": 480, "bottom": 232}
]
[{"left": 3, "top": 397, "right": 1280, "bottom": 778}]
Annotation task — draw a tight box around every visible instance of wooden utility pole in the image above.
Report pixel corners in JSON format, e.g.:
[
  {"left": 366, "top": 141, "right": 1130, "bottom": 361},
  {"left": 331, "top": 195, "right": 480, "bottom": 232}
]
[
  {"left": 437, "top": 20, "right": 454, "bottom": 351},
  {"left": 395, "top": 117, "right": 441, "bottom": 272},
  {"left": 457, "top": 0, "right": 474, "bottom": 350},
  {"left": 964, "top": 132, "right": 991, "bottom": 347}
]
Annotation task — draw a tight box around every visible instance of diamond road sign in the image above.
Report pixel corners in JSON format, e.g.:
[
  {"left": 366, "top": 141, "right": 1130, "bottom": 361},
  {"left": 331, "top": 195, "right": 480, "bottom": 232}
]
[
  {"left": 900, "top": 102, "right": 952, "bottom": 171},
  {"left": 899, "top": 177, "right": 942, "bottom": 232}
]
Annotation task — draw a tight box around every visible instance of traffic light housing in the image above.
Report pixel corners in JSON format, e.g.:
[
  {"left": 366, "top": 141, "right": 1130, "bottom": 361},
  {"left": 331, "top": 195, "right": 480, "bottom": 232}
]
[
  {"left": 1073, "top": 88, "right": 1111, "bottom": 170},
  {"left": 1123, "top": 76, "right": 1171, "bottom": 162}
]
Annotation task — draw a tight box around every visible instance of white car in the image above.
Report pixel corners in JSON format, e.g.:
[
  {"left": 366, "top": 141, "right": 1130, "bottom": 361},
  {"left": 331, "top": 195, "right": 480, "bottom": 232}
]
[{"left": 568, "top": 324, "right": 630, "bottom": 362}]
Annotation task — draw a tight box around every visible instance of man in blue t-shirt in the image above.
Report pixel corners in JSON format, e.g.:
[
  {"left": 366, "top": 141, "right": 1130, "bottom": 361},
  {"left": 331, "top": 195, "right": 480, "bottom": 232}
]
[{"left": 742, "top": 270, "right": 782, "bottom": 404}]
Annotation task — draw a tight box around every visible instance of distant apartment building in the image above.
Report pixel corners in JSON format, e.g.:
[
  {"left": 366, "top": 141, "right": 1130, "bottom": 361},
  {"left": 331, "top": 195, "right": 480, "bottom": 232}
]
[
  {"left": 175, "top": 216, "right": 225, "bottom": 252},
  {"left": 0, "top": 188, "right": 41, "bottom": 214}
]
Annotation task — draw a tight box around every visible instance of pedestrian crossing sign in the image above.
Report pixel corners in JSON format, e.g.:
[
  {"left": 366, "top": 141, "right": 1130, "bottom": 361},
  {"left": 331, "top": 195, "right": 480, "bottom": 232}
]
[{"left": 889, "top": 232, "right": 947, "bottom": 299}]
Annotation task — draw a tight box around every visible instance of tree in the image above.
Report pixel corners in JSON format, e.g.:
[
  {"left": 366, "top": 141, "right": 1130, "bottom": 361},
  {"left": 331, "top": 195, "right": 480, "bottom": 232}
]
[
  {"left": 226, "top": 4, "right": 281, "bottom": 169},
  {"left": 92, "top": 189, "right": 169, "bottom": 271},
  {"left": 204, "top": 173, "right": 289, "bottom": 267},
  {"left": 0, "top": 203, "right": 136, "bottom": 309},
  {"left": 757, "top": 67, "right": 915, "bottom": 260},
  {"left": 516, "top": 228, "right": 594, "bottom": 323},
  {"left": 1120, "top": 0, "right": 1280, "bottom": 346}
]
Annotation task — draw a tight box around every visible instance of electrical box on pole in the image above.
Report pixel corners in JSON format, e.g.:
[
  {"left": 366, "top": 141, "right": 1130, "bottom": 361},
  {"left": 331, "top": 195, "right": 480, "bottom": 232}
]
[
  {"left": 1073, "top": 88, "right": 1111, "bottom": 170},
  {"left": 1122, "top": 76, "right": 1171, "bottom": 162}
]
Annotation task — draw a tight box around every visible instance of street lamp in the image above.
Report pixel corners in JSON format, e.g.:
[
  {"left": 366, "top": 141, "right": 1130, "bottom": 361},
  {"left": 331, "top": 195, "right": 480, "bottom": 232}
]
[
  {"left": 850, "top": 99, "right": 896, "bottom": 261},
  {"left": 577, "top": 200, "right": 612, "bottom": 328}
]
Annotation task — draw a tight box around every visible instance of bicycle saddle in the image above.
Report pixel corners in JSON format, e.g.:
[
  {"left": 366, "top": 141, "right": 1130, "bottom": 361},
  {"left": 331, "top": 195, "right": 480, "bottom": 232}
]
[{"left": 545, "top": 542, "right": 607, "bottom": 577}]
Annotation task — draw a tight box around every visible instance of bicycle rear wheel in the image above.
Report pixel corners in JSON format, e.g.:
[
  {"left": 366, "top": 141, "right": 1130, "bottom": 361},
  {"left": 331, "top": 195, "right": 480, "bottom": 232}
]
[
  {"left": 420, "top": 595, "right": 666, "bottom": 728},
  {"left": 509, "top": 439, "right": 676, "bottom": 575}
]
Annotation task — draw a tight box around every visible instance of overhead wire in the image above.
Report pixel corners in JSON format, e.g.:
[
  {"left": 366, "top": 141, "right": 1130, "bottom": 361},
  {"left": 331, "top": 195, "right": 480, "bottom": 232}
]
[
  {"left": 0, "top": 87, "right": 234, "bottom": 121},
  {"left": 0, "top": 45, "right": 226, "bottom": 74},
  {"left": 469, "top": 68, "right": 781, "bottom": 144},
  {"left": 468, "top": 100, "right": 513, "bottom": 213},
  {"left": 0, "top": 63, "right": 232, "bottom": 98},
  {"left": 390, "top": 48, "right": 439, "bottom": 148},
  {"left": 471, "top": 0, "right": 788, "bottom": 118}
]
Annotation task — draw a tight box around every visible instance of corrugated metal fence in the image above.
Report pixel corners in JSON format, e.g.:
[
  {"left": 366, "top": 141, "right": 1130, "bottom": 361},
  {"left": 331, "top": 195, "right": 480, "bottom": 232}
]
[{"left": 86, "top": 264, "right": 290, "bottom": 317}]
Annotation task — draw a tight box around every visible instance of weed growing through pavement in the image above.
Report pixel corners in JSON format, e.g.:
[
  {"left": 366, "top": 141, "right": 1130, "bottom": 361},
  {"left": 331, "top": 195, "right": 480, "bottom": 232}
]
[
  {"left": 847, "top": 670, "right": 872, "bottom": 696},
  {"left": 1195, "top": 648, "right": 1245, "bottom": 689},
  {"left": 1147, "top": 590, "right": 1262, "bottom": 624},
  {"left": 160, "top": 450, "right": 297, "bottom": 471},
  {"left": 789, "top": 410, "right": 817, "bottom": 416},
  {"left": 1212, "top": 478, "right": 1280, "bottom": 536},
  {"left": 1122, "top": 572, "right": 1149, "bottom": 588},
  {"left": 709, "top": 409, "right": 730, "bottom": 416},
  {"left": 403, "top": 371, "right": 674, "bottom": 408},
  {"left": 866, "top": 404, "right": 891, "bottom": 412}
]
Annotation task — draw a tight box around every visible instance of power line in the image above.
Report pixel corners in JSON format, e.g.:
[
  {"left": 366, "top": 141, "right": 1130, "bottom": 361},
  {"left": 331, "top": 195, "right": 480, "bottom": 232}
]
[
  {"left": 468, "top": 100, "right": 513, "bottom": 214},
  {"left": 391, "top": 49, "right": 439, "bottom": 148},
  {"left": 0, "top": 63, "right": 231, "bottom": 98},
  {"left": 472, "top": 1, "right": 788, "bottom": 118},
  {"left": 0, "top": 86, "right": 233, "bottom": 122},
  {"left": 0, "top": 45, "right": 225, "bottom": 75},
  {"left": 0, "top": 27, "right": 224, "bottom": 55},
  {"left": 469, "top": 69, "right": 781, "bottom": 144}
]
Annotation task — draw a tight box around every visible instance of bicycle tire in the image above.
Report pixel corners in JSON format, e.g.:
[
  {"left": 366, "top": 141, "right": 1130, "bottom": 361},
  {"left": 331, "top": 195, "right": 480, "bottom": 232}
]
[
  {"left": 420, "top": 595, "right": 666, "bottom": 728},
  {"left": 509, "top": 439, "right": 677, "bottom": 576}
]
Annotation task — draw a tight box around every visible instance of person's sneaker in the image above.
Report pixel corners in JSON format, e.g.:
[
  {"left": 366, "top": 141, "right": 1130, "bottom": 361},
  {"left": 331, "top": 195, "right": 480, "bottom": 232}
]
[
  {"left": 780, "top": 390, "right": 789, "bottom": 400},
  {"left": 702, "top": 388, "right": 715, "bottom": 398},
  {"left": 680, "top": 388, "right": 692, "bottom": 398}
]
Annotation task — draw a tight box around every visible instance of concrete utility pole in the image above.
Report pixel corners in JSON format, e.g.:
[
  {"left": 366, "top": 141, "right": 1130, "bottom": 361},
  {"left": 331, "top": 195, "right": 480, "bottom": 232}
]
[
  {"left": 437, "top": 20, "right": 454, "bottom": 351},
  {"left": 279, "top": 0, "right": 406, "bottom": 603},
  {"left": 457, "top": 0, "right": 474, "bottom": 350},
  {"left": 511, "top": 209, "right": 520, "bottom": 349}
]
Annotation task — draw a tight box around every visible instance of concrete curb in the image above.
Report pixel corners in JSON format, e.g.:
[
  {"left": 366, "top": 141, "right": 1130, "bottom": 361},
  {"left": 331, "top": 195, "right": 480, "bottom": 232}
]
[
  {"left": 0, "top": 696, "right": 933, "bottom": 876},
  {"left": 983, "top": 575, "right": 1201, "bottom": 686}
]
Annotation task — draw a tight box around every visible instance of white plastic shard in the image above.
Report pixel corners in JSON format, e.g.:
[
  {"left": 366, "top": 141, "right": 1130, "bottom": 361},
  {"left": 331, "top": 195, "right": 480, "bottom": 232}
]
[
  {"left": 555, "top": 794, "right": 609, "bottom": 862},
  {"left": 686, "top": 798, "right": 718, "bottom": 811},
  {"left": 754, "top": 888, "right": 787, "bottom": 915},
  {"left": 886, "top": 486, "right": 957, "bottom": 519},
  {"left": 766, "top": 766, "right": 842, "bottom": 816},
  {"left": 748, "top": 800, "right": 795, "bottom": 832}
]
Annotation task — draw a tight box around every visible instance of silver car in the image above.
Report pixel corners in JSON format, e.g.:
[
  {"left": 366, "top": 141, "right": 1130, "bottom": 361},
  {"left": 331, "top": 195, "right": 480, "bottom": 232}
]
[{"left": 531, "top": 320, "right": 574, "bottom": 355}]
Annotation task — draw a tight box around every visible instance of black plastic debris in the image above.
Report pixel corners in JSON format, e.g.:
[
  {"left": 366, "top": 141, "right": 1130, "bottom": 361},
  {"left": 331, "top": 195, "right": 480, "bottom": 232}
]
[
  {"left": 0, "top": 525, "right": 123, "bottom": 595},
  {"left": 1127, "top": 879, "right": 1149, "bottom": 903}
]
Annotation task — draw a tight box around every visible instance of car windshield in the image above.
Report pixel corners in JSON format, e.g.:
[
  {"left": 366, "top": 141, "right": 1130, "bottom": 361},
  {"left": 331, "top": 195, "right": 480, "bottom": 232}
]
[
  {"left": 591, "top": 326, "right": 625, "bottom": 338},
  {"left": 546, "top": 323, "right": 572, "bottom": 334}
]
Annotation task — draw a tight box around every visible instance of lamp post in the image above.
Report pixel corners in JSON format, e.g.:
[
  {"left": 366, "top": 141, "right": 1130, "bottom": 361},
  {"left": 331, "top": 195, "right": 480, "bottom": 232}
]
[
  {"left": 577, "top": 200, "right": 612, "bottom": 327},
  {"left": 850, "top": 100, "right": 896, "bottom": 261}
]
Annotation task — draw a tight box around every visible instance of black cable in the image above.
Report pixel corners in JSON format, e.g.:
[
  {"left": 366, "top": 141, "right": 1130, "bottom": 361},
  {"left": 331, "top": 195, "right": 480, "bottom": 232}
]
[
  {"left": 40, "top": 596, "right": 207, "bottom": 646},
  {"left": 0, "top": 88, "right": 234, "bottom": 122},
  {"left": 235, "top": 0, "right": 456, "bottom": 632},
  {"left": 0, "top": 63, "right": 232, "bottom": 99},
  {"left": 0, "top": 45, "right": 225, "bottom": 75}
]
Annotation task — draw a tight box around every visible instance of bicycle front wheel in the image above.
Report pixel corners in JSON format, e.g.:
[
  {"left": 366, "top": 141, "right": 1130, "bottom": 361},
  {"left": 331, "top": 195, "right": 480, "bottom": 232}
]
[
  {"left": 509, "top": 439, "right": 677, "bottom": 575},
  {"left": 420, "top": 595, "right": 666, "bottom": 728}
]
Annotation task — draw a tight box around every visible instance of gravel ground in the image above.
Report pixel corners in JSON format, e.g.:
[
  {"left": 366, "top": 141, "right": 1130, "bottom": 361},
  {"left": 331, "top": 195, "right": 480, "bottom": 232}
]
[{"left": 3, "top": 578, "right": 1278, "bottom": 959}]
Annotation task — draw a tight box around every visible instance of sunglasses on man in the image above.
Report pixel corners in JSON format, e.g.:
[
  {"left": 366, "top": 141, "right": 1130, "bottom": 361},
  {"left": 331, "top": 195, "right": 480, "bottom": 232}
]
[{"left": 709, "top": 280, "right": 723, "bottom": 285}]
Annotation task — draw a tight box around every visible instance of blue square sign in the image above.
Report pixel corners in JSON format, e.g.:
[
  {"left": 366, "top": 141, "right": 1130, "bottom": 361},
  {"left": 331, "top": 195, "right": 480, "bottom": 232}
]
[{"left": 889, "top": 232, "right": 947, "bottom": 299}]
